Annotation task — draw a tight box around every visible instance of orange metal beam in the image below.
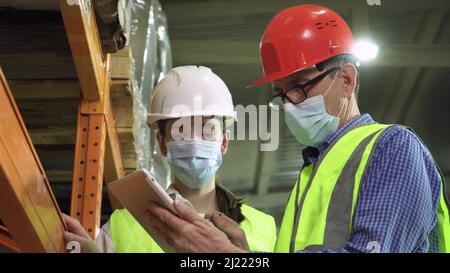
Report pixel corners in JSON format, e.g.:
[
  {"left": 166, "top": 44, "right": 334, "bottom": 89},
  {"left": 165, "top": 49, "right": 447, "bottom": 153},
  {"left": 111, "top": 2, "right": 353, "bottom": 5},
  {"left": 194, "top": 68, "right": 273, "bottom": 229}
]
[
  {"left": 62, "top": 0, "right": 126, "bottom": 235},
  {"left": 70, "top": 55, "right": 125, "bottom": 238},
  {"left": 71, "top": 109, "right": 106, "bottom": 239},
  {"left": 70, "top": 65, "right": 108, "bottom": 238},
  {"left": 0, "top": 225, "right": 20, "bottom": 253},
  {"left": 60, "top": 0, "right": 105, "bottom": 101},
  {"left": 0, "top": 68, "right": 67, "bottom": 252}
]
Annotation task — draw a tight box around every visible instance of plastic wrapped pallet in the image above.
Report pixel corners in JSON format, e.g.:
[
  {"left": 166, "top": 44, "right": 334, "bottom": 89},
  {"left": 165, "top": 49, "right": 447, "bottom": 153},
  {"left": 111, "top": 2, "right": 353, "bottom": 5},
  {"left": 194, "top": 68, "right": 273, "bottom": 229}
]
[{"left": 121, "top": 0, "right": 172, "bottom": 188}]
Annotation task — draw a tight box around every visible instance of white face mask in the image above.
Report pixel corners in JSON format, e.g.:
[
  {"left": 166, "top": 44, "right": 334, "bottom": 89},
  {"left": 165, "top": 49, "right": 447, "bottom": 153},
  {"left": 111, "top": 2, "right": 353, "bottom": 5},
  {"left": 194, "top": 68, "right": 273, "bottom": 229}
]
[
  {"left": 166, "top": 139, "right": 222, "bottom": 189},
  {"left": 283, "top": 72, "right": 344, "bottom": 147}
]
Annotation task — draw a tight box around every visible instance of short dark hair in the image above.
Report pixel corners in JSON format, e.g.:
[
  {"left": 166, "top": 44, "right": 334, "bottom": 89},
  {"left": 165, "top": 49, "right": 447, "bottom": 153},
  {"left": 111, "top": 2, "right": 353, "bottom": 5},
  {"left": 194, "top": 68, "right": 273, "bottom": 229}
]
[
  {"left": 158, "top": 120, "right": 167, "bottom": 136},
  {"left": 316, "top": 54, "right": 360, "bottom": 98}
]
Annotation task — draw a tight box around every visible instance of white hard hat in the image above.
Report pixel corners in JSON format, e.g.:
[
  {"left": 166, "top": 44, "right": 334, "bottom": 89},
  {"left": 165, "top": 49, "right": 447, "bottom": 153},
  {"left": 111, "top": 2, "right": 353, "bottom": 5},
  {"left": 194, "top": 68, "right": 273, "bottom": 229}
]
[{"left": 147, "top": 65, "right": 236, "bottom": 129}]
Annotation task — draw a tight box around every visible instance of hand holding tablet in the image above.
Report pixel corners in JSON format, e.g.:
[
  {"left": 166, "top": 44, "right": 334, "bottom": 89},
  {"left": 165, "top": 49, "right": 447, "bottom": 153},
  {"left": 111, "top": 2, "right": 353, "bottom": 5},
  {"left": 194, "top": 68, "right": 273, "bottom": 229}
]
[{"left": 107, "top": 169, "right": 180, "bottom": 252}]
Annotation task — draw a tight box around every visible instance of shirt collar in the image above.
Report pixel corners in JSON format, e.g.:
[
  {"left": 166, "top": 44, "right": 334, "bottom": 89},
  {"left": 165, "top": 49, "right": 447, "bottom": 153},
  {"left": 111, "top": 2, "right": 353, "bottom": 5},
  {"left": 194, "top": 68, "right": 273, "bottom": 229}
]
[
  {"left": 320, "top": 113, "right": 375, "bottom": 151},
  {"left": 303, "top": 114, "right": 375, "bottom": 165}
]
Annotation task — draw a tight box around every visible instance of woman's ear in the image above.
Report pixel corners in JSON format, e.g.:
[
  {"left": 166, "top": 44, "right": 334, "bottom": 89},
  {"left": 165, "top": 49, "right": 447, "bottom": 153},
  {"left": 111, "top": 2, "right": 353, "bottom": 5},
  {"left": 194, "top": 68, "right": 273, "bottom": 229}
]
[
  {"left": 340, "top": 63, "right": 357, "bottom": 98},
  {"left": 156, "top": 132, "right": 167, "bottom": 157},
  {"left": 220, "top": 130, "right": 230, "bottom": 155}
]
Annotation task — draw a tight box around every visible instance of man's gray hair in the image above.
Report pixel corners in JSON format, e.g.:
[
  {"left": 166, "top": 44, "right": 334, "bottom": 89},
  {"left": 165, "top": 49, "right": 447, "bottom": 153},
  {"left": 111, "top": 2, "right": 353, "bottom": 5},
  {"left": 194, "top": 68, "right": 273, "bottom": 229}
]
[{"left": 316, "top": 54, "right": 361, "bottom": 98}]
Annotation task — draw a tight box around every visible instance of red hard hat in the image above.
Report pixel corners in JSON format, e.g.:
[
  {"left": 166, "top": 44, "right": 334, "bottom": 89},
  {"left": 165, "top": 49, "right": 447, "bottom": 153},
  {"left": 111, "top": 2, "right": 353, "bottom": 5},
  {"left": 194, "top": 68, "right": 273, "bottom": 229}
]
[{"left": 248, "top": 4, "right": 355, "bottom": 88}]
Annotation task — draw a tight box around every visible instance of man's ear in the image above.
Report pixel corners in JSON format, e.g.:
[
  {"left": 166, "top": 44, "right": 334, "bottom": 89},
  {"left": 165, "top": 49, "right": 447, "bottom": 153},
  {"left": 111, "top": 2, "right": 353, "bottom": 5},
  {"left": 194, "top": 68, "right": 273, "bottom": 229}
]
[
  {"left": 339, "top": 63, "right": 357, "bottom": 98},
  {"left": 220, "top": 130, "right": 230, "bottom": 155},
  {"left": 156, "top": 132, "right": 167, "bottom": 157}
]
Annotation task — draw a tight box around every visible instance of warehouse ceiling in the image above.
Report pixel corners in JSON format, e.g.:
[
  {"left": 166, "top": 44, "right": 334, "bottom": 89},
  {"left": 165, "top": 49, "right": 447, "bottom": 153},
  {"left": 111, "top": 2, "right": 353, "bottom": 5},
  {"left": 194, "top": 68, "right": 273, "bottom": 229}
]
[{"left": 163, "top": 0, "right": 450, "bottom": 223}]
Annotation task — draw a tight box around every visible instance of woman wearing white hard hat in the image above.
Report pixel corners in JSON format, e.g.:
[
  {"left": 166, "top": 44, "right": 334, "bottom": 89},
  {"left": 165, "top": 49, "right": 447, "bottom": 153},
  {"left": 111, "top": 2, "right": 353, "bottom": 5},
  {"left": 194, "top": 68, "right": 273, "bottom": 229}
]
[
  {"left": 114, "top": 65, "right": 277, "bottom": 252},
  {"left": 62, "top": 66, "right": 277, "bottom": 253}
]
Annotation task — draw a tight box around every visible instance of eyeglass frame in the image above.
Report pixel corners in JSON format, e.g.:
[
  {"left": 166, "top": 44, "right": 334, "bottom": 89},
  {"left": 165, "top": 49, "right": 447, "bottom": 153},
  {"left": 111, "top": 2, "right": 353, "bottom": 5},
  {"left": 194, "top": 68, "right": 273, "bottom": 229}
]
[{"left": 268, "top": 66, "right": 341, "bottom": 110}]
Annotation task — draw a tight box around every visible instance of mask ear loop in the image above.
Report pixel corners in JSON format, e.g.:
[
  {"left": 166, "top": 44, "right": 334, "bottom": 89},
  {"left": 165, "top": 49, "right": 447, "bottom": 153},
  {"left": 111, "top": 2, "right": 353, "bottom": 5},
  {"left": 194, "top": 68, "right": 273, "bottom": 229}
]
[
  {"left": 323, "top": 68, "right": 340, "bottom": 98},
  {"left": 336, "top": 97, "right": 346, "bottom": 119},
  {"left": 336, "top": 63, "right": 358, "bottom": 119},
  {"left": 323, "top": 68, "right": 346, "bottom": 119}
]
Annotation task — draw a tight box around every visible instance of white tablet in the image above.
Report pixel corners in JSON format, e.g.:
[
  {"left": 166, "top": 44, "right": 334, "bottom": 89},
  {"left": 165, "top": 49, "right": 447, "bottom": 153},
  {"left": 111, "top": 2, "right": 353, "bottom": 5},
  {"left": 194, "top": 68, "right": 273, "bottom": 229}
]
[{"left": 107, "top": 169, "right": 177, "bottom": 252}]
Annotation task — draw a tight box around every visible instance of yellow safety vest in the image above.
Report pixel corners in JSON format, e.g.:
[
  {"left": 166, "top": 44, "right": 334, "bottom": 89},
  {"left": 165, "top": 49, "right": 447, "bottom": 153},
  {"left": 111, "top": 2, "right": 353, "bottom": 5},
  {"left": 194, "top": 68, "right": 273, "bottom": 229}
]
[
  {"left": 275, "top": 123, "right": 450, "bottom": 253},
  {"left": 109, "top": 204, "right": 277, "bottom": 252}
]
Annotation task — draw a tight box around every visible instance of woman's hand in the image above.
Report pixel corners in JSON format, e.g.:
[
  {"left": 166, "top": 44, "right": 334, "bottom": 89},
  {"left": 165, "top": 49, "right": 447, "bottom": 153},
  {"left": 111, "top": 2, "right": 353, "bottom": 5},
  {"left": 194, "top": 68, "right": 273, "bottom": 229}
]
[{"left": 62, "top": 214, "right": 100, "bottom": 253}]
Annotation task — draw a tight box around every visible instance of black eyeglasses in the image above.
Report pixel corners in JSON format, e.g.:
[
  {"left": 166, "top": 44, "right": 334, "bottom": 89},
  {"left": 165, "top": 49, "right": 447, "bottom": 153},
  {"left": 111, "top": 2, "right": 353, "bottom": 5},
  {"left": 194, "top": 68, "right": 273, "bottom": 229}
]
[{"left": 268, "top": 67, "right": 340, "bottom": 110}]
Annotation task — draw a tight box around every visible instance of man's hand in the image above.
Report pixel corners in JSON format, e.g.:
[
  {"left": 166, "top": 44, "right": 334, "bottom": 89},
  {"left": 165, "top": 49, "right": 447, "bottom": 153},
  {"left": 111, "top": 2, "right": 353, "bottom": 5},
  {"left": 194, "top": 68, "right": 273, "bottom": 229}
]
[
  {"left": 62, "top": 214, "right": 100, "bottom": 253},
  {"left": 146, "top": 200, "right": 247, "bottom": 253},
  {"left": 205, "top": 211, "right": 249, "bottom": 251}
]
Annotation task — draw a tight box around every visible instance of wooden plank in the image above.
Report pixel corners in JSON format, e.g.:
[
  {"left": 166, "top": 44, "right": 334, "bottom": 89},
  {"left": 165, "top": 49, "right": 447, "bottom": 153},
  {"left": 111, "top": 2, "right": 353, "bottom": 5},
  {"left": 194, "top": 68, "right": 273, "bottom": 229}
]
[
  {"left": 19, "top": 113, "right": 77, "bottom": 128},
  {"left": 16, "top": 99, "right": 78, "bottom": 128},
  {"left": 46, "top": 170, "right": 74, "bottom": 183},
  {"left": 112, "top": 107, "right": 133, "bottom": 128},
  {"left": 1, "top": 52, "right": 131, "bottom": 82},
  {"left": 0, "top": 68, "right": 67, "bottom": 252},
  {"left": 9, "top": 80, "right": 80, "bottom": 100},
  {"left": 111, "top": 79, "right": 131, "bottom": 97},
  {"left": 110, "top": 46, "right": 131, "bottom": 58},
  {"left": 17, "top": 100, "right": 78, "bottom": 113},
  {"left": 110, "top": 47, "right": 133, "bottom": 137},
  {"left": 29, "top": 127, "right": 76, "bottom": 145},
  {"left": 28, "top": 126, "right": 132, "bottom": 145},
  {"left": 8, "top": 79, "right": 126, "bottom": 100},
  {"left": 35, "top": 147, "right": 135, "bottom": 172},
  {"left": 0, "top": 10, "right": 72, "bottom": 86},
  {"left": 110, "top": 47, "right": 131, "bottom": 80},
  {"left": 110, "top": 47, "right": 132, "bottom": 123},
  {"left": 47, "top": 168, "right": 135, "bottom": 183},
  {"left": 104, "top": 56, "right": 125, "bottom": 210},
  {"left": 35, "top": 148, "right": 75, "bottom": 171},
  {"left": 105, "top": 98, "right": 126, "bottom": 182},
  {"left": 0, "top": 53, "right": 76, "bottom": 80},
  {"left": 117, "top": 127, "right": 134, "bottom": 143}
]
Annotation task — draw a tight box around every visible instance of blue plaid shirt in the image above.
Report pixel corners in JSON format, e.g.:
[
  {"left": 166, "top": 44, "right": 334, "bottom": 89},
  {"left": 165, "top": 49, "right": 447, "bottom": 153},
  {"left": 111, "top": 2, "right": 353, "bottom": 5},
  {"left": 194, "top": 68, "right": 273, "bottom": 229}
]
[{"left": 300, "top": 114, "right": 442, "bottom": 253}]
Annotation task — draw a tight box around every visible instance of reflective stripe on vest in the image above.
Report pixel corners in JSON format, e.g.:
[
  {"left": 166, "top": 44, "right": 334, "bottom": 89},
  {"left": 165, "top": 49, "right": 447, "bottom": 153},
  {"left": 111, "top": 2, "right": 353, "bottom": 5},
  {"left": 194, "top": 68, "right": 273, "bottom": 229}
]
[
  {"left": 275, "top": 123, "right": 450, "bottom": 253},
  {"left": 109, "top": 204, "right": 277, "bottom": 253}
]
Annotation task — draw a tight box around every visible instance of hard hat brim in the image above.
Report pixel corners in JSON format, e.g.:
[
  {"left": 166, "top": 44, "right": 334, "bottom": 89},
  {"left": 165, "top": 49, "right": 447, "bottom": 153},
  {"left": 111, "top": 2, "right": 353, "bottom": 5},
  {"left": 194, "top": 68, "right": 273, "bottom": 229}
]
[
  {"left": 247, "top": 52, "right": 353, "bottom": 88},
  {"left": 247, "top": 65, "right": 308, "bottom": 88},
  {"left": 147, "top": 112, "right": 236, "bottom": 130}
]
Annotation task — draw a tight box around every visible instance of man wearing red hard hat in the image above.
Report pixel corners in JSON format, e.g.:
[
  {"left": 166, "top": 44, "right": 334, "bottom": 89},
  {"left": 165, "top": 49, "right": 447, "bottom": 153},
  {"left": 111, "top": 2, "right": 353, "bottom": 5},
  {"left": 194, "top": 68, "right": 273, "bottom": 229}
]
[{"left": 146, "top": 4, "right": 450, "bottom": 253}]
